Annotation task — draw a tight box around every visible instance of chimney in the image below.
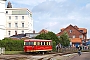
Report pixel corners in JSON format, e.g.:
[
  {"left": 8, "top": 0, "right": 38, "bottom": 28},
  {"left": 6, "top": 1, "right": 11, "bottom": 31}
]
[
  {"left": 74, "top": 25, "right": 78, "bottom": 29},
  {"left": 33, "top": 30, "right": 35, "bottom": 33}
]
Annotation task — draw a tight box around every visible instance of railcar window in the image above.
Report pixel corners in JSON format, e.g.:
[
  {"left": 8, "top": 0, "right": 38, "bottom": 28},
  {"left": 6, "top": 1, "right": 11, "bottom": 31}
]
[
  {"left": 47, "top": 42, "right": 48, "bottom": 45},
  {"left": 48, "top": 42, "right": 49, "bottom": 45},
  {"left": 34, "top": 42, "right": 36, "bottom": 45},
  {"left": 42, "top": 42, "right": 44, "bottom": 45},
  {"left": 49, "top": 42, "right": 51, "bottom": 45},
  {"left": 40, "top": 42, "right": 41, "bottom": 45},
  {"left": 36, "top": 42, "right": 41, "bottom": 45},
  {"left": 36, "top": 42, "right": 39, "bottom": 45},
  {"left": 30, "top": 42, "right": 34, "bottom": 45},
  {"left": 25, "top": 42, "right": 29, "bottom": 45},
  {"left": 50, "top": 42, "right": 52, "bottom": 45},
  {"left": 45, "top": 42, "right": 47, "bottom": 45}
]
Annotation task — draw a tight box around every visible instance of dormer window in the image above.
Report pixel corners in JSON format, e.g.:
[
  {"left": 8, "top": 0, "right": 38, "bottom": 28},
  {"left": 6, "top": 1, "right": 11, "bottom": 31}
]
[
  {"left": 80, "top": 30, "right": 83, "bottom": 33},
  {"left": 70, "top": 30, "right": 72, "bottom": 33}
]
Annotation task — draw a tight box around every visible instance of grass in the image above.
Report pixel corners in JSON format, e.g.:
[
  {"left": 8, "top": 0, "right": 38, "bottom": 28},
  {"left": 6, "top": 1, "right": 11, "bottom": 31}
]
[{"left": 5, "top": 51, "right": 24, "bottom": 55}]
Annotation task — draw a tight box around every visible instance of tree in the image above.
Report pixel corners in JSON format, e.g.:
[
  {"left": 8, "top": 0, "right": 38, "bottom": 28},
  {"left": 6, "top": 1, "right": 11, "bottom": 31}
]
[
  {"left": 59, "top": 32, "right": 70, "bottom": 47},
  {"left": 35, "top": 31, "right": 60, "bottom": 44},
  {"left": 35, "top": 33, "right": 47, "bottom": 39}
]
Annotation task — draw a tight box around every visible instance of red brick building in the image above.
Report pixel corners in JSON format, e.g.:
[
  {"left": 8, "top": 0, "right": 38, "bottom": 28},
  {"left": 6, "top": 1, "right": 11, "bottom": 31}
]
[
  {"left": 57, "top": 24, "right": 87, "bottom": 47},
  {"left": 39, "top": 29, "right": 48, "bottom": 34}
]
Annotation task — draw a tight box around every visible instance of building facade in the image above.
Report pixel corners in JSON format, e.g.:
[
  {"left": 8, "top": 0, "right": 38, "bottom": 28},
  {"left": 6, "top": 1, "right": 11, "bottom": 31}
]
[
  {"left": 0, "top": 0, "right": 6, "bottom": 40},
  {"left": 57, "top": 24, "right": 87, "bottom": 47},
  {"left": 5, "top": 8, "right": 33, "bottom": 37}
]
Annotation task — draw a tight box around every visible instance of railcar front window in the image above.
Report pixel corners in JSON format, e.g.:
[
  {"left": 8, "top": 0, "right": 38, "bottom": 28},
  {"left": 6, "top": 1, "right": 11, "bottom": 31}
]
[{"left": 25, "top": 42, "right": 29, "bottom": 45}]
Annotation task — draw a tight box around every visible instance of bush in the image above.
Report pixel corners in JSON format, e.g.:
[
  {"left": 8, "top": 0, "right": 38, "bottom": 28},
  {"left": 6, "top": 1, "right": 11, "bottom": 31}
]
[
  {"left": 0, "top": 38, "right": 24, "bottom": 51},
  {"left": 52, "top": 41, "right": 56, "bottom": 52}
]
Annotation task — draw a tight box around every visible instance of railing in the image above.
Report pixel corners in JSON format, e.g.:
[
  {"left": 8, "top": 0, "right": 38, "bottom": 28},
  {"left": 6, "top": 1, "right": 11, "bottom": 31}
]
[{"left": 58, "top": 46, "right": 90, "bottom": 53}]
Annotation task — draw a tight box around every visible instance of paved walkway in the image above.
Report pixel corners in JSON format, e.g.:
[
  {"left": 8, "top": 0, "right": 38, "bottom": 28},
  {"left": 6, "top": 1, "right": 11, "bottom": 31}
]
[{"left": 67, "top": 52, "right": 90, "bottom": 60}]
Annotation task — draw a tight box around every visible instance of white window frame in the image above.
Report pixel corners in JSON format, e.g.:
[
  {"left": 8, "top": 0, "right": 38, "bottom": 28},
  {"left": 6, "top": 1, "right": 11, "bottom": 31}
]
[
  {"left": 22, "top": 16, "right": 24, "bottom": 19},
  {"left": 70, "top": 30, "right": 72, "bottom": 33},
  {"left": 22, "top": 23, "right": 24, "bottom": 28},
  {"left": 9, "top": 23, "right": 11, "bottom": 28},
  {"left": 15, "top": 16, "right": 18, "bottom": 20},
  {"left": 9, "top": 16, "right": 11, "bottom": 20},
  {"left": 79, "top": 35, "right": 83, "bottom": 38},
  {"left": 22, "top": 30, "right": 24, "bottom": 34},
  {"left": 15, "top": 23, "right": 18, "bottom": 28},
  {"left": 73, "top": 35, "right": 75, "bottom": 38},
  {"left": 8, "top": 31, "right": 11, "bottom": 35}
]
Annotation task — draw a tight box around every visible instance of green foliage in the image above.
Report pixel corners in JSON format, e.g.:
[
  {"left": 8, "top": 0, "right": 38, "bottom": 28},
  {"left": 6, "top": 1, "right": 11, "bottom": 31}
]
[
  {"left": 35, "top": 33, "right": 48, "bottom": 39},
  {"left": 0, "top": 38, "right": 24, "bottom": 51},
  {"left": 52, "top": 41, "right": 56, "bottom": 51},
  {"left": 59, "top": 32, "right": 70, "bottom": 47}
]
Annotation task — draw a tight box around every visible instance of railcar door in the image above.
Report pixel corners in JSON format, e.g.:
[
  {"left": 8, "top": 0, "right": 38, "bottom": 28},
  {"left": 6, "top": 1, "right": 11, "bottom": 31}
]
[{"left": 29, "top": 42, "right": 34, "bottom": 52}]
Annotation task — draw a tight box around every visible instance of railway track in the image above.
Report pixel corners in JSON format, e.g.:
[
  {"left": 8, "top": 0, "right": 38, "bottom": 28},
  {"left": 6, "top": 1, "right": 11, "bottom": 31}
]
[
  {"left": 0, "top": 52, "right": 74, "bottom": 60},
  {"left": 38, "top": 52, "right": 72, "bottom": 60}
]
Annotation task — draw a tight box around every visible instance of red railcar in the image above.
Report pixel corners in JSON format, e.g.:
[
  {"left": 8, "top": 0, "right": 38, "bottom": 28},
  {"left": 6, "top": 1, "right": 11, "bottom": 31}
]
[{"left": 24, "top": 39, "right": 52, "bottom": 54}]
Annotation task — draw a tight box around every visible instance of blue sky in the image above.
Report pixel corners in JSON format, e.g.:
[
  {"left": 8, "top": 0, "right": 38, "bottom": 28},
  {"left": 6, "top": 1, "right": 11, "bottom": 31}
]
[{"left": 5, "top": 0, "right": 90, "bottom": 38}]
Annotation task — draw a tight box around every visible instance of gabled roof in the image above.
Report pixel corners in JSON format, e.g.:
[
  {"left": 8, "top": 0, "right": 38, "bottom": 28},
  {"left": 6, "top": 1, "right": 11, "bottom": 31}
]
[
  {"left": 78, "top": 28, "right": 87, "bottom": 33},
  {"left": 57, "top": 24, "right": 87, "bottom": 36},
  {"left": 39, "top": 29, "right": 48, "bottom": 34}
]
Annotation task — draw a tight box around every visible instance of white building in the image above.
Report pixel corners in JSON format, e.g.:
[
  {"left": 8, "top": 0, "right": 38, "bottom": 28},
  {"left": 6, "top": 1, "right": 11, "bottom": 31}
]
[
  {"left": 5, "top": 8, "right": 33, "bottom": 37},
  {"left": 0, "top": 0, "right": 6, "bottom": 40}
]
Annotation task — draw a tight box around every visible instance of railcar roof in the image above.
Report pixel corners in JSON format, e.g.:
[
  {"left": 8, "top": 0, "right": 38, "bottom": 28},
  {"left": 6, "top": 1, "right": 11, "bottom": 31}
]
[{"left": 24, "top": 39, "right": 52, "bottom": 42}]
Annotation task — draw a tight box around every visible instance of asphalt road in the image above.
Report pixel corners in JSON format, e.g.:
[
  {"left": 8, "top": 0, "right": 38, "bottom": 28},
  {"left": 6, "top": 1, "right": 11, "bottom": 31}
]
[{"left": 68, "top": 52, "right": 90, "bottom": 60}]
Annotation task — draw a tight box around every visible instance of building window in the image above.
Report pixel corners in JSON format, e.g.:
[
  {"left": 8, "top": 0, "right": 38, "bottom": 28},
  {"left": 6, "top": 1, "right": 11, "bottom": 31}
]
[
  {"left": 9, "top": 23, "right": 11, "bottom": 28},
  {"left": 79, "top": 35, "right": 83, "bottom": 38},
  {"left": 6, "top": 11, "right": 8, "bottom": 14},
  {"left": 9, "top": 16, "right": 11, "bottom": 20},
  {"left": 73, "top": 35, "right": 75, "bottom": 38},
  {"left": 22, "top": 23, "right": 24, "bottom": 28},
  {"left": 8, "top": 31, "right": 11, "bottom": 35},
  {"left": 15, "top": 16, "right": 18, "bottom": 20},
  {"left": 22, "top": 16, "right": 24, "bottom": 19},
  {"left": 15, "top": 23, "right": 18, "bottom": 28},
  {"left": 70, "top": 30, "right": 72, "bottom": 33},
  {"left": 80, "top": 30, "right": 83, "bottom": 33},
  {"left": 22, "top": 30, "right": 24, "bottom": 34},
  {"left": 15, "top": 31, "right": 17, "bottom": 35}
]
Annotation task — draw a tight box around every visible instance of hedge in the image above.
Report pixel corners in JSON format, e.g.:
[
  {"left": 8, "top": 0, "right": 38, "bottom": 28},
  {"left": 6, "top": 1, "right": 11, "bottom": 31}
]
[
  {"left": 0, "top": 38, "right": 24, "bottom": 51},
  {"left": 0, "top": 38, "right": 57, "bottom": 52}
]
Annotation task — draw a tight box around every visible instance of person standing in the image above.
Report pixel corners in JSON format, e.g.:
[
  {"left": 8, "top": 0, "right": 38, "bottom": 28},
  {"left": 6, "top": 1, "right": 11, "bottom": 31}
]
[{"left": 78, "top": 45, "right": 82, "bottom": 56}]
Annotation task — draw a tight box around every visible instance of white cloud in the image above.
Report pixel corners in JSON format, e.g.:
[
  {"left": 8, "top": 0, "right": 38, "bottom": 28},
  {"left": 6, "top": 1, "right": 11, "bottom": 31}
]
[
  {"left": 86, "top": 3, "right": 90, "bottom": 9},
  {"left": 55, "top": 0, "right": 67, "bottom": 2}
]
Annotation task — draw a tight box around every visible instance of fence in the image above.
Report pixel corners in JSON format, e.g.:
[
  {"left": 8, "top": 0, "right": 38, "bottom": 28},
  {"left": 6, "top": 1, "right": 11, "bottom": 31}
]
[
  {"left": 59, "top": 46, "right": 90, "bottom": 53},
  {"left": 59, "top": 47, "right": 78, "bottom": 53},
  {"left": 0, "top": 47, "right": 5, "bottom": 54}
]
